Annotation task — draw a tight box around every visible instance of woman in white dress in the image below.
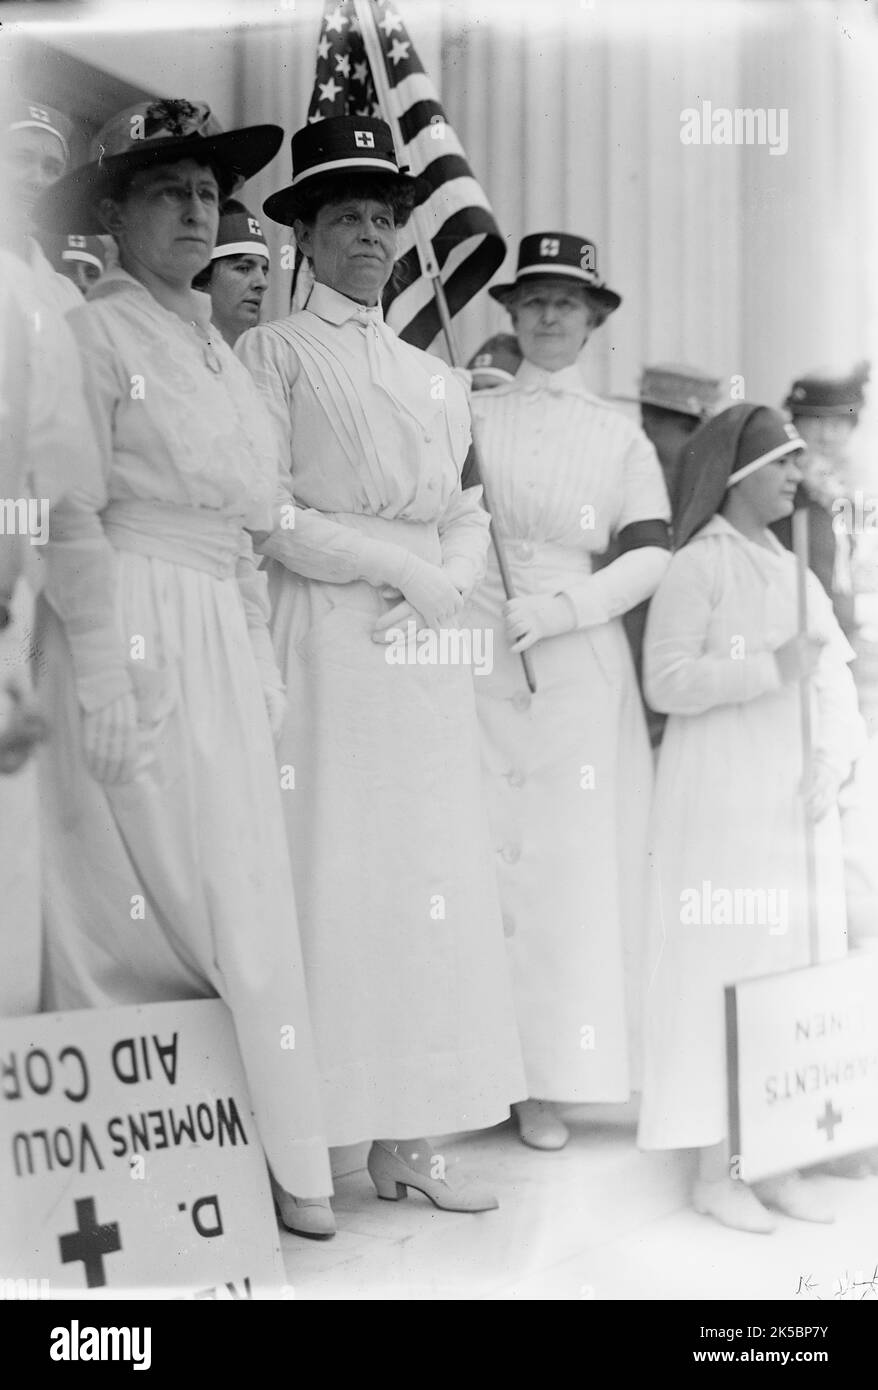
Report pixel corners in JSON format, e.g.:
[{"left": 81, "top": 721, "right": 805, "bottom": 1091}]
[
  {"left": 33, "top": 99, "right": 333, "bottom": 1238},
  {"left": 468, "top": 233, "right": 671, "bottom": 1149},
  {"left": 237, "top": 116, "right": 525, "bottom": 1217},
  {"left": 637, "top": 404, "right": 864, "bottom": 1231}
]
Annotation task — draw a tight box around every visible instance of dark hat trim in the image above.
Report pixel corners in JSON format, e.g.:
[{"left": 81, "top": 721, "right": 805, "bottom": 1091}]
[
  {"left": 33, "top": 125, "right": 284, "bottom": 236},
  {"left": 613, "top": 392, "right": 705, "bottom": 418},
  {"left": 262, "top": 168, "right": 427, "bottom": 226},
  {"left": 787, "top": 404, "right": 862, "bottom": 418},
  {"left": 489, "top": 270, "right": 621, "bottom": 313}
]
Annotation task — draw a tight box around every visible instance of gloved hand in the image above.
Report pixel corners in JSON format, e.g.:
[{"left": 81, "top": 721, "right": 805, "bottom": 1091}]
[
  {"left": 443, "top": 555, "right": 479, "bottom": 599},
  {"left": 802, "top": 757, "right": 843, "bottom": 822},
  {"left": 263, "top": 685, "right": 287, "bottom": 742},
  {"left": 505, "top": 594, "right": 576, "bottom": 653},
  {"left": 383, "top": 554, "right": 463, "bottom": 632},
  {"left": 81, "top": 690, "right": 139, "bottom": 784}
]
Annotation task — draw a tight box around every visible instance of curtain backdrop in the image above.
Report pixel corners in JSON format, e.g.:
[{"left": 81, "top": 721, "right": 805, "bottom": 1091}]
[{"left": 45, "top": 0, "right": 878, "bottom": 464}]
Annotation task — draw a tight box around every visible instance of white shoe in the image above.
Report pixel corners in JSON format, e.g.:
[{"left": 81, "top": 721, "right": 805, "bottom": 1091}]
[
  {"left": 274, "top": 1194, "right": 337, "bottom": 1240},
  {"left": 367, "top": 1141, "right": 498, "bottom": 1212},
  {"left": 692, "top": 1178, "right": 776, "bottom": 1234},
  {"left": 754, "top": 1172, "right": 835, "bottom": 1225},
  {"left": 513, "top": 1099, "right": 570, "bottom": 1151}
]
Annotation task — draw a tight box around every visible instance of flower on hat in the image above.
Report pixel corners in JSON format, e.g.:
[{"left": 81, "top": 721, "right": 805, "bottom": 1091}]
[{"left": 144, "top": 100, "right": 207, "bottom": 140}]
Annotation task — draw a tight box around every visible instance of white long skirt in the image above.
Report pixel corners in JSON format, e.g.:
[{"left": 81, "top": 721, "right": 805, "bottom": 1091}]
[
  {"left": 38, "top": 549, "right": 332, "bottom": 1197},
  {"left": 637, "top": 683, "right": 848, "bottom": 1151},
  {"left": 470, "top": 589, "right": 653, "bottom": 1102},
  {"left": 267, "top": 557, "right": 527, "bottom": 1147}
]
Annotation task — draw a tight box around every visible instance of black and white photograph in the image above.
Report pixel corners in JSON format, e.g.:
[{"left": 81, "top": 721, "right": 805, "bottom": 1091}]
[{"left": 1, "top": 0, "right": 878, "bottom": 1335}]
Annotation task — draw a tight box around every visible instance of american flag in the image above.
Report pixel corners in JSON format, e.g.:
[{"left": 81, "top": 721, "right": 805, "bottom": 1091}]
[{"left": 299, "top": 0, "right": 505, "bottom": 351}]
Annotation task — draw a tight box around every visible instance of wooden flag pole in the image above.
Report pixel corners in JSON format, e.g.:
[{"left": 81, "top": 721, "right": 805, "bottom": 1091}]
[
  {"left": 354, "top": 0, "right": 537, "bottom": 694},
  {"left": 791, "top": 505, "right": 820, "bottom": 966}
]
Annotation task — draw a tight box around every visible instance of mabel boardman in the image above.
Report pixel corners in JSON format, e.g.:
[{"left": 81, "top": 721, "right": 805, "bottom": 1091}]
[{"left": 50, "top": 1321, "right": 151, "bottom": 1370}]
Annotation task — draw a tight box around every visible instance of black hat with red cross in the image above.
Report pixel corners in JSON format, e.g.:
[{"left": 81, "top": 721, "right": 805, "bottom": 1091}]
[
  {"left": 489, "top": 231, "right": 622, "bottom": 317},
  {"left": 262, "top": 115, "right": 428, "bottom": 225}
]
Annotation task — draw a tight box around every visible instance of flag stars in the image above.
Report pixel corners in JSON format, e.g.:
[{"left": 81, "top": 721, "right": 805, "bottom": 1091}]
[
  {"left": 388, "top": 38, "right": 410, "bottom": 66},
  {"left": 379, "top": 8, "right": 403, "bottom": 37},
  {"left": 325, "top": 5, "right": 348, "bottom": 35},
  {"left": 317, "top": 34, "right": 331, "bottom": 61},
  {"left": 354, "top": 60, "right": 369, "bottom": 84},
  {"left": 335, "top": 52, "right": 352, "bottom": 78},
  {"left": 318, "top": 76, "right": 344, "bottom": 104}
]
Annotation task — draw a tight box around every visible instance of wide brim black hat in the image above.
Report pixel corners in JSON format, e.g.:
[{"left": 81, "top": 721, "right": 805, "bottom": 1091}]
[
  {"left": 262, "top": 114, "right": 429, "bottom": 225},
  {"left": 33, "top": 99, "right": 284, "bottom": 236},
  {"left": 489, "top": 231, "right": 622, "bottom": 316},
  {"left": 489, "top": 275, "right": 621, "bottom": 316}
]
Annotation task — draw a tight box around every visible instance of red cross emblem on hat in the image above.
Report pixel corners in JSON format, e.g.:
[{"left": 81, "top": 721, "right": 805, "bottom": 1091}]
[
  {"left": 67, "top": 235, "right": 87, "bottom": 248},
  {"left": 354, "top": 130, "right": 375, "bottom": 147},
  {"left": 29, "top": 105, "right": 50, "bottom": 122},
  {"left": 247, "top": 216, "right": 262, "bottom": 236},
  {"left": 539, "top": 237, "right": 560, "bottom": 257}
]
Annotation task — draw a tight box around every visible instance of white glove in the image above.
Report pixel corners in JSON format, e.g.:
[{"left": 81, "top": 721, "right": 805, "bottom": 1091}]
[
  {"left": 374, "top": 557, "right": 463, "bottom": 635},
  {"left": 81, "top": 691, "right": 139, "bottom": 784},
  {"left": 802, "top": 757, "right": 843, "bottom": 822},
  {"left": 263, "top": 685, "right": 287, "bottom": 743},
  {"left": 505, "top": 594, "right": 576, "bottom": 653},
  {"left": 359, "top": 541, "right": 463, "bottom": 627},
  {"left": 443, "top": 554, "right": 479, "bottom": 600}
]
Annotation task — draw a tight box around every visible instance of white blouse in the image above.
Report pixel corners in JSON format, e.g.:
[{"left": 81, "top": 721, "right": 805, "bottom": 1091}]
[
  {"left": 471, "top": 360, "right": 671, "bottom": 624},
  {"left": 236, "top": 281, "right": 490, "bottom": 593}
]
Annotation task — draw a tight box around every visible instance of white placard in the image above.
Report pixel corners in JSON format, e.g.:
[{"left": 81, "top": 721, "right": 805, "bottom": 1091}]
[
  {"left": 727, "top": 952, "right": 878, "bottom": 1183},
  {"left": 0, "top": 999, "right": 285, "bottom": 1299}
]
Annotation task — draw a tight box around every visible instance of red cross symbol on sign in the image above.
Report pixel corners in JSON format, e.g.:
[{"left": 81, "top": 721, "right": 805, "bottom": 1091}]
[
  {"left": 59, "top": 1196, "right": 122, "bottom": 1288},
  {"left": 816, "top": 1098, "right": 843, "bottom": 1143}
]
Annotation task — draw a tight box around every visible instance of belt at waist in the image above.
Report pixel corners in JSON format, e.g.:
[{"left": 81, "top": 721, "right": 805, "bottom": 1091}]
[
  {"left": 502, "top": 536, "right": 594, "bottom": 572},
  {"left": 102, "top": 500, "right": 244, "bottom": 578},
  {"left": 323, "top": 510, "right": 442, "bottom": 566}
]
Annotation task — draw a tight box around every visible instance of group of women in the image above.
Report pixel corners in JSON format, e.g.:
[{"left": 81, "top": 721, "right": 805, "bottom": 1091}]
[{"left": 12, "top": 96, "right": 867, "bottom": 1244}]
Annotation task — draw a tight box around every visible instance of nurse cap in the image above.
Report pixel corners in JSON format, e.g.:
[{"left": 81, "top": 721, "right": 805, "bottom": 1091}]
[
  {"left": 211, "top": 199, "right": 270, "bottom": 262},
  {"left": 675, "top": 405, "right": 805, "bottom": 548}
]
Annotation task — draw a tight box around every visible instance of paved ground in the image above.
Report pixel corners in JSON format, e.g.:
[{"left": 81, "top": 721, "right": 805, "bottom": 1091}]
[{"left": 278, "top": 1104, "right": 878, "bottom": 1300}]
